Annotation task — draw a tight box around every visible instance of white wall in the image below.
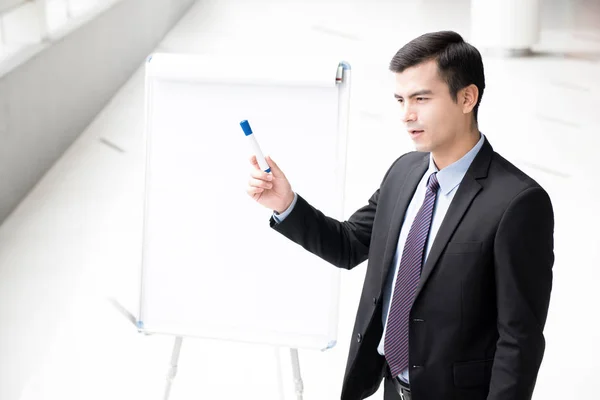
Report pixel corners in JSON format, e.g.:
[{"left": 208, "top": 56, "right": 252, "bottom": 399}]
[
  {"left": 0, "top": 0, "right": 196, "bottom": 224},
  {"left": 0, "top": 0, "right": 23, "bottom": 14}
]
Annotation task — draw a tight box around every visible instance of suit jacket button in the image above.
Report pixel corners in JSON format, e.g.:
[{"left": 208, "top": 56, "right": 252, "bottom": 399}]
[
  {"left": 357, "top": 333, "right": 362, "bottom": 343},
  {"left": 372, "top": 297, "right": 378, "bottom": 305}
]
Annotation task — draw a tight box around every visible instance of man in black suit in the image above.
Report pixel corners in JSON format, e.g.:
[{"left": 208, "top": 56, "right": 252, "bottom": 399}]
[{"left": 247, "top": 31, "right": 554, "bottom": 400}]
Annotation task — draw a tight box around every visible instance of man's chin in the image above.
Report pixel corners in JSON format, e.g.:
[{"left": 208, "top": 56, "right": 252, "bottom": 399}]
[{"left": 413, "top": 142, "right": 432, "bottom": 153}]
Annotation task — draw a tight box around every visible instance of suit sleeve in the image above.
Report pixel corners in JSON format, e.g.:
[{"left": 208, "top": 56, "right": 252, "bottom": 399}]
[
  {"left": 488, "top": 187, "right": 555, "bottom": 400},
  {"left": 270, "top": 190, "right": 378, "bottom": 270},
  {"left": 269, "top": 156, "right": 404, "bottom": 270}
]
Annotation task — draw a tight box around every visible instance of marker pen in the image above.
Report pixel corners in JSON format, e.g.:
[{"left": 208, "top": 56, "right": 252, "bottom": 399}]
[{"left": 240, "top": 120, "right": 271, "bottom": 173}]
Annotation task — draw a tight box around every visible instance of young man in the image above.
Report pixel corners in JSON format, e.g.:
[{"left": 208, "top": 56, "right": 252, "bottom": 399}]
[{"left": 247, "top": 31, "right": 554, "bottom": 400}]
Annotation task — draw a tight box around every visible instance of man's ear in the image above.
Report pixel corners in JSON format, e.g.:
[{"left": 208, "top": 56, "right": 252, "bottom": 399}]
[{"left": 460, "top": 84, "right": 479, "bottom": 114}]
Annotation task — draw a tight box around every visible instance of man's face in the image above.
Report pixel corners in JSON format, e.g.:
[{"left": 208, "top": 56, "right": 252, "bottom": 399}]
[{"left": 394, "top": 59, "right": 465, "bottom": 154}]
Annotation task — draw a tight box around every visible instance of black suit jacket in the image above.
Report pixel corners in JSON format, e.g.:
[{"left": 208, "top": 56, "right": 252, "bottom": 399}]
[{"left": 270, "top": 138, "right": 554, "bottom": 400}]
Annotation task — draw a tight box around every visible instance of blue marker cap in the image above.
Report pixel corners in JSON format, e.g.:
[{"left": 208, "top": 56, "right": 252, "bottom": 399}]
[{"left": 240, "top": 120, "right": 253, "bottom": 136}]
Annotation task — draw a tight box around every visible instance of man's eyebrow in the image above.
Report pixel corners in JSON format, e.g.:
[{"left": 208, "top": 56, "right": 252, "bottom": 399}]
[{"left": 394, "top": 90, "right": 434, "bottom": 99}]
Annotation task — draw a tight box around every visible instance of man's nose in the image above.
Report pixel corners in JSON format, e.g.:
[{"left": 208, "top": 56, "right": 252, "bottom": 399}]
[{"left": 402, "top": 108, "right": 417, "bottom": 123}]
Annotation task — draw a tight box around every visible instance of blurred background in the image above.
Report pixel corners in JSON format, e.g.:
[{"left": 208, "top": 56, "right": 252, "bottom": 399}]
[{"left": 0, "top": 0, "right": 599, "bottom": 399}]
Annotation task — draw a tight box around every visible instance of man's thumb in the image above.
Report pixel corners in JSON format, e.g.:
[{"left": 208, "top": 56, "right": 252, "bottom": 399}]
[{"left": 265, "top": 156, "right": 283, "bottom": 176}]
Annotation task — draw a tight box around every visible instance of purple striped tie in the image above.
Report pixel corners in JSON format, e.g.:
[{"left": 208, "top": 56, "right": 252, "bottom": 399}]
[{"left": 385, "top": 172, "right": 440, "bottom": 377}]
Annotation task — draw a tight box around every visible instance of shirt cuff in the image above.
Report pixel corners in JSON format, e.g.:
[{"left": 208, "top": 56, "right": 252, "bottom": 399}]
[{"left": 272, "top": 192, "right": 298, "bottom": 223}]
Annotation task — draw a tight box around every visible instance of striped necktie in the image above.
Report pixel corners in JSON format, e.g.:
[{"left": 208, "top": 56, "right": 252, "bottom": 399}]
[{"left": 384, "top": 172, "right": 440, "bottom": 377}]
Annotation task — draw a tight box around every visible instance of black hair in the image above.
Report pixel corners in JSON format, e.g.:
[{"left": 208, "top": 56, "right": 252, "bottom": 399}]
[{"left": 389, "top": 31, "right": 485, "bottom": 122}]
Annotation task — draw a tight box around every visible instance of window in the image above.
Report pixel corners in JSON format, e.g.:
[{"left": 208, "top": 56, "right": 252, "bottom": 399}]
[{"left": 0, "top": 0, "right": 113, "bottom": 64}]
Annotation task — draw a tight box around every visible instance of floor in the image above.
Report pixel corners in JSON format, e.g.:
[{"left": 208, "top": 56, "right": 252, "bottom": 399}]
[{"left": 0, "top": 0, "right": 599, "bottom": 399}]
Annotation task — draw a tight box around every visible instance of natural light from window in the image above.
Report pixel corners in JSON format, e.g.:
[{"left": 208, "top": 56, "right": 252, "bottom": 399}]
[{"left": 0, "top": 0, "right": 116, "bottom": 65}]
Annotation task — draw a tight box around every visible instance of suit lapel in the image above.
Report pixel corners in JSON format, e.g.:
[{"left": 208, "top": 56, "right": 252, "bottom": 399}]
[
  {"left": 379, "top": 155, "right": 429, "bottom": 285},
  {"left": 413, "top": 138, "right": 494, "bottom": 301}
]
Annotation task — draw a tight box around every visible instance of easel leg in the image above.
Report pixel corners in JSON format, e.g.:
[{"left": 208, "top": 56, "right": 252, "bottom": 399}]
[
  {"left": 274, "top": 347, "right": 285, "bottom": 399},
  {"left": 164, "top": 336, "right": 183, "bottom": 400},
  {"left": 290, "top": 348, "right": 304, "bottom": 400}
]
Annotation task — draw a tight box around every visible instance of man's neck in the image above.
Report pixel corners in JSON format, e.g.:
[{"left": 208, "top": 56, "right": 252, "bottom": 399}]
[{"left": 432, "top": 130, "right": 481, "bottom": 170}]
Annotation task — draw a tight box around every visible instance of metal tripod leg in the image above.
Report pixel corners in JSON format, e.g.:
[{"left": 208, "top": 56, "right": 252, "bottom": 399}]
[
  {"left": 290, "top": 348, "right": 304, "bottom": 400},
  {"left": 164, "top": 336, "right": 183, "bottom": 400}
]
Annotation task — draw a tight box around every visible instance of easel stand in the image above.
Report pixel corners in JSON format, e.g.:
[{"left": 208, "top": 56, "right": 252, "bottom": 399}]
[
  {"left": 290, "top": 348, "right": 304, "bottom": 400},
  {"left": 163, "top": 337, "right": 304, "bottom": 400},
  {"left": 164, "top": 336, "right": 183, "bottom": 400},
  {"left": 108, "top": 299, "right": 306, "bottom": 399}
]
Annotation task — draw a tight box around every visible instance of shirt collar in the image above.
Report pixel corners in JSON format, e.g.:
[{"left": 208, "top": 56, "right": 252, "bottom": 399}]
[{"left": 427, "top": 132, "right": 486, "bottom": 195}]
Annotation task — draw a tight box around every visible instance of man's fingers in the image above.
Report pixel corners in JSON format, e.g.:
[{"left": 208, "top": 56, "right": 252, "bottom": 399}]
[
  {"left": 249, "top": 178, "right": 273, "bottom": 190},
  {"left": 250, "top": 169, "right": 273, "bottom": 181},
  {"left": 265, "top": 156, "right": 282, "bottom": 175},
  {"left": 249, "top": 155, "right": 261, "bottom": 170},
  {"left": 247, "top": 186, "right": 264, "bottom": 196}
]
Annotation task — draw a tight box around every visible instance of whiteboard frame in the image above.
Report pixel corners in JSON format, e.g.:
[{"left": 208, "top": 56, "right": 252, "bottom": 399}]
[{"left": 137, "top": 53, "right": 352, "bottom": 351}]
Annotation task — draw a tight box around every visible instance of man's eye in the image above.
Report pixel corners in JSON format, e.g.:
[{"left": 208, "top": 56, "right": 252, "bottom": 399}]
[
  {"left": 417, "top": 97, "right": 427, "bottom": 101},
  {"left": 397, "top": 98, "right": 403, "bottom": 103}
]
